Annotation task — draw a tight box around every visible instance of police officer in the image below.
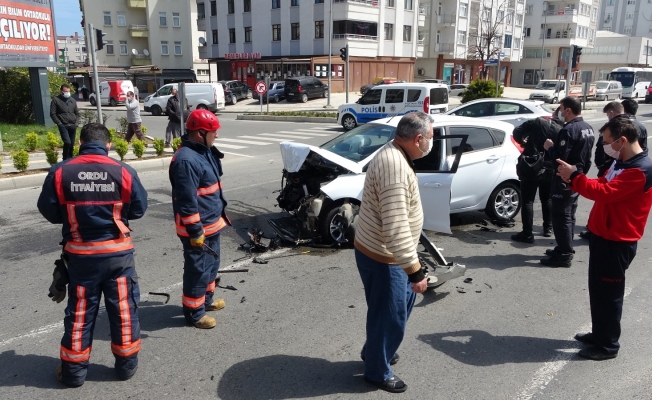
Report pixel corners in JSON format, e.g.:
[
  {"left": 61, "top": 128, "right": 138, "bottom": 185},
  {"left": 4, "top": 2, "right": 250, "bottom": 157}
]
[
  {"left": 541, "top": 96, "right": 595, "bottom": 267},
  {"left": 169, "top": 109, "right": 231, "bottom": 329},
  {"left": 37, "top": 123, "right": 148, "bottom": 387}
]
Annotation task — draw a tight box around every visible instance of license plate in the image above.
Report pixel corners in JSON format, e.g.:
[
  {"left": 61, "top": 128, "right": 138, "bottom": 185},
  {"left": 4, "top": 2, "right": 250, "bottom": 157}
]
[
  {"left": 288, "top": 92, "right": 294, "bottom": 95},
  {"left": 430, "top": 109, "right": 440, "bottom": 114}
]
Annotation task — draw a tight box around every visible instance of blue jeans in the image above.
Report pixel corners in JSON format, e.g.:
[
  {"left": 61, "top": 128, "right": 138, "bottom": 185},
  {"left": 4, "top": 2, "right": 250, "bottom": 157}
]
[
  {"left": 180, "top": 234, "right": 221, "bottom": 324},
  {"left": 355, "top": 249, "right": 416, "bottom": 382}
]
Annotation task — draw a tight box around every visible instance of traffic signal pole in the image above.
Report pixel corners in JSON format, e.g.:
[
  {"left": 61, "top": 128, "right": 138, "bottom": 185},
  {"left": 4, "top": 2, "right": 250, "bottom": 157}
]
[
  {"left": 565, "top": 44, "right": 574, "bottom": 101},
  {"left": 345, "top": 44, "right": 349, "bottom": 103},
  {"left": 88, "top": 23, "right": 103, "bottom": 124}
]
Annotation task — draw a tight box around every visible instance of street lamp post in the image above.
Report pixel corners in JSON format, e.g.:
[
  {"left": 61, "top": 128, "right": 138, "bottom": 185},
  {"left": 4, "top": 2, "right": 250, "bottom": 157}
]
[
  {"left": 325, "top": 0, "right": 333, "bottom": 108},
  {"left": 539, "top": 2, "right": 547, "bottom": 82}
]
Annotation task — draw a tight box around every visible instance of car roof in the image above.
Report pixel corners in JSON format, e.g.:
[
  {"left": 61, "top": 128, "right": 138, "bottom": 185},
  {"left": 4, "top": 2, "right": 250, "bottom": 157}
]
[{"left": 372, "top": 115, "right": 515, "bottom": 131}]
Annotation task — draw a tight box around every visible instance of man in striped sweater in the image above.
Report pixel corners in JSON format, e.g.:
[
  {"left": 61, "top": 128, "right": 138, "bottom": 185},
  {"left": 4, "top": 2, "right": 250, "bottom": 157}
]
[{"left": 354, "top": 112, "right": 432, "bottom": 393}]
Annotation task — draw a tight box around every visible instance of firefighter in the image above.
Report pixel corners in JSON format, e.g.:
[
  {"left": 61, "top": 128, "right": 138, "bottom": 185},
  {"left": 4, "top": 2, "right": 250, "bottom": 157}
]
[
  {"left": 37, "top": 123, "right": 148, "bottom": 387},
  {"left": 169, "top": 109, "right": 230, "bottom": 329}
]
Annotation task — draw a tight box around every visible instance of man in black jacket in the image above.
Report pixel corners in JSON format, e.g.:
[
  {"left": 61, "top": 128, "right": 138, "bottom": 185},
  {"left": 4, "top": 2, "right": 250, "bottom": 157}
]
[
  {"left": 50, "top": 84, "right": 79, "bottom": 160},
  {"left": 165, "top": 88, "right": 181, "bottom": 147},
  {"left": 541, "top": 97, "right": 595, "bottom": 267}
]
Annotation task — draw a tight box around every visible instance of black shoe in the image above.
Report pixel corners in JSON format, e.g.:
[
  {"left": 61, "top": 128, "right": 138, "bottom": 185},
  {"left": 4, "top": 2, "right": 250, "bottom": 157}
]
[
  {"left": 578, "top": 346, "right": 617, "bottom": 361},
  {"left": 361, "top": 353, "right": 399, "bottom": 366},
  {"left": 364, "top": 375, "right": 408, "bottom": 393},
  {"left": 579, "top": 230, "right": 591, "bottom": 240},
  {"left": 511, "top": 232, "right": 534, "bottom": 244},
  {"left": 543, "top": 228, "right": 552, "bottom": 237},
  {"left": 540, "top": 256, "right": 572, "bottom": 268},
  {"left": 545, "top": 248, "right": 560, "bottom": 257},
  {"left": 117, "top": 365, "right": 138, "bottom": 381},
  {"left": 574, "top": 332, "right": 595, "bottom": 345}
]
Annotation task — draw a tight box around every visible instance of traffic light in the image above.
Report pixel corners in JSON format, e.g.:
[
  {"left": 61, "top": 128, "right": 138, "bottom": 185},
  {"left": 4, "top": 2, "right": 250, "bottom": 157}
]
[
  {"left": 95, "top": 29, "right": 106, "bottom": 51},
  {"left": 571, "top": 46, "right": 582, "bottom": 69},
  {"left": 339, "top": 46, "right": 348, "bottom": 61}
]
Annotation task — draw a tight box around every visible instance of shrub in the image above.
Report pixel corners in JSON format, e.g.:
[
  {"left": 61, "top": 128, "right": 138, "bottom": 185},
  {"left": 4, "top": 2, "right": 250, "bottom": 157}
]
[
  {"left": 108, "top": 128, "right": 117, "bottom": 144},
  {"left": 79, "top": 109, "right": 109, "bottom": 126},
  {"left": 153, "top": 138, "right": 165, "bottom": 156},
  {"left": 172, "top": 137, "right": 182, "bottom": 152},
  {"left": 132, "top": 139, "right": 146, "bottom": 159},
  {"left": 45, "top": 147, "right": 59, "bottom": 166},
  {"left": 24, "top": 132, "right": 39, "bottom": 151},
  {"left": 116, "top": 117, "right": 129, "bottom": 134},
  {"left": 141, "top": 125, "right": 147, "bottom": 136},
  {"left": 73, "top": 145, "right": 80, "bottom": 157},
  {"left": 46, "top": 131, "right": 62, "bottom": 149},
  {"left": 461, "top": 79, "right": 503, "bottom": 103},
  {"left": 114, "top": 139, "right": 129, "bottom": 161},
  {"left": 12, "top": 149, "right": 29, "bottom": 171}
]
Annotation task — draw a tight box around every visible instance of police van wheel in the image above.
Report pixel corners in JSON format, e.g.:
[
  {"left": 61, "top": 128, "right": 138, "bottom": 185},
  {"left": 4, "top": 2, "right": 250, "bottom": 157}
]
[
  {"left": 151, "top": 105, "right": 162, "bottom": 116},
  {"left": 551, "top": 97, "right": 558, "bottom": 104},
  {"left": 485, "top": 182, "right": 521, "bottom": 222},
  {"left": 342, "top": 114, "right": 357, "bottom": 131}
]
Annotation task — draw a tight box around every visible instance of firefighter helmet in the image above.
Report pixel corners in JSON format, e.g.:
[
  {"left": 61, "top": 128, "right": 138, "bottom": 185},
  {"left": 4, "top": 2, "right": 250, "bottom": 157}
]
[{"left": 185, "top": 109, "right": 220, "bottom": 131}]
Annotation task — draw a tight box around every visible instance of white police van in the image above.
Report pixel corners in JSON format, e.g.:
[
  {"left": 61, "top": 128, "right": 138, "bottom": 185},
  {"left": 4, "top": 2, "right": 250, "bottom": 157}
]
[{"left": 338, "top": 82, "right": 449, "bottom": 130}]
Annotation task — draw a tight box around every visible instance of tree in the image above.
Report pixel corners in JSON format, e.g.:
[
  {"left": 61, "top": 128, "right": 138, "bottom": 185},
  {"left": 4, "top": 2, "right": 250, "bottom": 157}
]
[{"left": 466, "top": 0, "right": 509, "bottom": 80}]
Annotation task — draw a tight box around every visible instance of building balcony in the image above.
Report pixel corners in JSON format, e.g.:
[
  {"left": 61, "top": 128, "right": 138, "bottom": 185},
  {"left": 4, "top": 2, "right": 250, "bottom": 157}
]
[
  {"left": 332, "top": 34, "right": 379, "bottom": 57},
  {"left": 333, "top": 0, "right": 381, "bottom": 21},
  {"left": 332, "top": 33, "right": 378, "bottom": 41},
  {"left": 418, "top": 8, "right": 426, "bottom": 27},
  {"left": 437, "top": 14, "right": 456, "bottom": 26},
  {"left": 542, "top": 9, "right": 579, "bottom": 24},
  {"left": 131, "top": 55, "right": 151, "bottom": 66},
  {"left": 197, "top": 15, "right": 206, "bottom": 31},
  {"left": 435, "top": 42, "right": 454, "bottom": 54},
  {"left": 127, "top": 0, "right": 146, "bottom": 9},
  {"left": 417, "top": 39, "right": 425, "bottom": 57},
  {"left": 130, "top": 25, "right": 148, "bottom": 38},
  {"left": 198, "top": 44, "right": 208, "bottom": 60}
]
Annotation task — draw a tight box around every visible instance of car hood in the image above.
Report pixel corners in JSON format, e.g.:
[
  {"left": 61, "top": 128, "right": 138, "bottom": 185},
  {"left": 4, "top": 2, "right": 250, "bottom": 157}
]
[
  {"left": 279, "top": 142, "right": 363, "bottom": 174},
  {"left": 530, "top": 89, "right": 558, "bottom": 96}
]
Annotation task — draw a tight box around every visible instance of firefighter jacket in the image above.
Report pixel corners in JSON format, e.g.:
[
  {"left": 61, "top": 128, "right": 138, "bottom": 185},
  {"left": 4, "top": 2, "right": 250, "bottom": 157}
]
[
  {"left": 37, "top": 142, "right": 148, "bottom": 257},
  {"left": 169, "top": 138, "right": 230, "bottom": 240},
  {"left": 549, "top": 116, "right": 595, "bottom": 198}
]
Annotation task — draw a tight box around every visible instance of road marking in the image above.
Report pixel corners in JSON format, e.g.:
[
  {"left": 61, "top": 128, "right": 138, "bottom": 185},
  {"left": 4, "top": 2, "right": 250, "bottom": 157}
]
[
  {"left": 516, "top": 286, "right": 633, "bottom": 399},
  {"left": 221, "top": 151, "right": 254, "bottom": 158},
  {"left": 274, "top": 131, "right": 331, "bottom": 137},
  {"left": 290, "top": 130, "right": 335, "bottom": 136},
  {"left": 213, "top": 142, "right": 247, "bottom": 149},
  {"left": 238, "top": 135, "right": 294, "bottom": 142},
  {"left": 259, "top": 133, "right": 313, "bottom": 140},
  {"left": 218, "top": 138, "right": 274, "bottom": 145}
]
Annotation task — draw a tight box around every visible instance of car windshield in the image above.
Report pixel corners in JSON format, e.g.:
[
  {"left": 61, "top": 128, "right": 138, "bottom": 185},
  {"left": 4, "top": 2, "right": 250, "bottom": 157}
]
[
  {"left": 320, "top": 123, "right": 396, "bottom": 162},
  {"left": 535, "top": 81, "right": 559, "bottom": 90},
  {"left": 595, "top": 82, "right": 609, "bottom": 89},
  {"left": 609, "top": 72, "right": 635, "bottom": 88}
]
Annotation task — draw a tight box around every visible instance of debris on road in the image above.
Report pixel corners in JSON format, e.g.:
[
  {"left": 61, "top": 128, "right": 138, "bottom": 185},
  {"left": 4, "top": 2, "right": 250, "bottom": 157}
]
[
  {"left": 240, "top": 296, "right": 246, "bottom": 303},
  {"left": 485, "top": 283, "right": 493, "bottom": 289},
  {"left": 220, "top": 268, "right": 249, "bottom": 273},
  {"left": 456, "top": 287, "right": 467, "bottom": 294},
  {"left": 463, "top": 278, "right": 473, "bottom": 284},
  {"left": 148, "top": 292, "right": 171, "bottom": 304},
  {"left": 547, "top": 312, "right": 554, "bottom": 316}
]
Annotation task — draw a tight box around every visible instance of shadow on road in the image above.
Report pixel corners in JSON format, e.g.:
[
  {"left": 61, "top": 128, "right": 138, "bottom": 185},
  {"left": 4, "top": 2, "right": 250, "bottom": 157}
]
[
  {"left": 216, "top": 355, "right": 374, "bottom": 399},
  {"left": 418, "top": 330, "right": 578, "bottom": 366}
]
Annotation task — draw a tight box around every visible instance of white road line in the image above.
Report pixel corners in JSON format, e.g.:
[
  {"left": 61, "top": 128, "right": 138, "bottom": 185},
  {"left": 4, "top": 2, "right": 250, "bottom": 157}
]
[
  {"left": 259, "top": 133, "right": 313, "bottom": 140},
  {"left": 213, "top": 143, "right": 247, "bottom": 149},
  {"left": 221, "top": 151, "right": 254, "bottom": 158},
  {"left": 290, "top": 130, "right": 335, "bottom": 136},
  {"left": 274, "top": 131, "right": 331, "bottom": 137},
  {"left": 239, "top": 135, "right": 293, "bottom": 142},
  {"left": 218, "top": 138, "right": 274, "bottom": 145},
  {"left": 516, "top": 286, "right": 633, "bottom": 400},
  {"left": 0, "top": 249, "right": 290, "bottom": 347}
]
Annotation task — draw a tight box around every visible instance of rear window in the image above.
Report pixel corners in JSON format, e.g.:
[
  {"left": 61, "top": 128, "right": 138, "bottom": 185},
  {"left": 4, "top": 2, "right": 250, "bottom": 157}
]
[
  {"left": 285, "top": 80, "right": 299, "bottom": 89},
  {"left": 537, "top": 103, "right": 553, "bottom": 113},
  {"left": 430, "top": 88, "right": 449, "bottom": 104},
  {"left": 491, "top": 129, "right": 506, "bottom": 145}
]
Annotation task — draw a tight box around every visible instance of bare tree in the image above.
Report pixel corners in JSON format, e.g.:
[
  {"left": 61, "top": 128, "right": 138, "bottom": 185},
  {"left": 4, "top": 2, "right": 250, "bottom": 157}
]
[{"left": 466, "top": 0, "right": 510, "bottom": 79}]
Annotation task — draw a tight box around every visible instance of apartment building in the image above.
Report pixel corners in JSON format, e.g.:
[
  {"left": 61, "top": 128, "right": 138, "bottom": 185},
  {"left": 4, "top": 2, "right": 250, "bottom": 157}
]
[
  {"left": 416, "top": 0, "right": 526, "bottom": 87},
  {"left": 198, "top": 0, "right": 422, "bottom": 92},
  {"left": 514, "top": 0, "right": 599, "bottom": 87},
  {"left": 578, "top": 30, "right": 652, "bottom": 81},
  {"left": 599, "top": 0, "right": 652, "bottom": 37},
  {"left": 57, "top": 32, "right": 87, "bottom": 68}
]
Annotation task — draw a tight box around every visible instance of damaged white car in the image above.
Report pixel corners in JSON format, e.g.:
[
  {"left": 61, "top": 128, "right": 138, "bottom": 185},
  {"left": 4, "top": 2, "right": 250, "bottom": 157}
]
[{"left": 269, "top": 116, "right": 522, "bottom": 246}]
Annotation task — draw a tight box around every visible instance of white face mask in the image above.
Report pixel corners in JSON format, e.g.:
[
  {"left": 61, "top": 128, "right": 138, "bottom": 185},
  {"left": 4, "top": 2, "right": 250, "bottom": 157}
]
[
  {"left": 421, "top": 137, "right": 433, "bottom": 158},
  {"left": 603, "top": 139, "right": 624, "bottom": 160},
  {"left": 63, "top": 92, "right": 71, "bottom": 98},
  {"left": 557, "top": 111, "right": 563, "bottom": 120}
]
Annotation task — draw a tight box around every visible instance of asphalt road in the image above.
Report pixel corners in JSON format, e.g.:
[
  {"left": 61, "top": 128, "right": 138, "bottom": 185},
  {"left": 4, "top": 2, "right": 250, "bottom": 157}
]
[{"left": 1, "top": 113, "right": 652, "bottom": 399}]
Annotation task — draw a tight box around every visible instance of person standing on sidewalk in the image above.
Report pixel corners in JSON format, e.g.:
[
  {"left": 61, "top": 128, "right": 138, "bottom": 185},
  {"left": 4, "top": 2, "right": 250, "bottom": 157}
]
[
  {"left": 165, "top": 88, "right": 181, "bottom": 147},
  {"left": 50, "top": 84, "right": 79, "bottom": 160},
  {"left": 354, "top": 112, "right": 430, "bottom": 393},
  {"left": 556, "top": 117, "right": 652, "bottom": 360},
  {"left": 124, "top": 91, "right": 145, "bottom": 144}
]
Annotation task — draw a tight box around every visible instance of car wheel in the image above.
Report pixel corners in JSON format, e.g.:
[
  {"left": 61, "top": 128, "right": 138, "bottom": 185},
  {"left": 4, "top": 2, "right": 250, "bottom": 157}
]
[
  {"left": 323, "top": 89, "right": 329, "bottom": 99},
  {"left": 551, "top": 97, "right": 558, "bottom": 104},
  {"left": 605, "top": 95, "right": 609, "bottom": 101},
  {"left": 319, "top": 202, "right": 356, "bottom": 244},
  {"left": 485, "top": 182, "right": 521, "bottom": 222},
  {"left": 231, "top": 96, "right": 237, "bottom": 105},
  {"left": 246, "top": 89, "right": 253, "bottom": 99},
  {"left": 89, "top": 97, "right": 96, "bottom": 106},
  {"left": 341, "top": 114, "right": 357, "bottom": 131},
  {"left": 196, "top": 104, "right": 208, "bottom": 110},
  {"left": 109, "top": 98, "right": 117, "bottom": 107},
  {"left": 273, "top": 94, "right": 279, "bottom": 103},
  {"left": 151, "top": 105, "right": 162, "bottom": 116},
  {"left": 301, "top": 93, "right": 308, "bottom": 103}
]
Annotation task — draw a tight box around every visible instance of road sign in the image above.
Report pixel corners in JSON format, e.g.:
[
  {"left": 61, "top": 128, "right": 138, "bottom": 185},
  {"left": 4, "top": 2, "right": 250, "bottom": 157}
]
[
  {"left": 255, "top": 81, "right": 267, "bottom": 94},
  {"left": 499, "top": 52, "right": 505, "bottom": 59},
  {"left": 484, "top": 59, "right": 499, "bottom": 66}
]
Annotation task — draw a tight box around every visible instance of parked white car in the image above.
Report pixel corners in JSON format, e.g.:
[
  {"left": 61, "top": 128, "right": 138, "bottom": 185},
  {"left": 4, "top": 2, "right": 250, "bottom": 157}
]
[
  {"left": 529, "top": 79, "right": 567, "bottom": 104},
  {"left": 446, "top": 98, "right": 553, "bottom": 127},
  {"left": 450, "top": 84, "right": 469, "bottom": 96},
  {"left": 270, "top": 116, "right": 522, "bottom": 244}
]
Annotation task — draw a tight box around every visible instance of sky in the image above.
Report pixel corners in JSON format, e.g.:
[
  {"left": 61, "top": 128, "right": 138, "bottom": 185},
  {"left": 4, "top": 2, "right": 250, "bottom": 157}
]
[{"left": 53, "top": 0, "right": 84, "bottom": 37}]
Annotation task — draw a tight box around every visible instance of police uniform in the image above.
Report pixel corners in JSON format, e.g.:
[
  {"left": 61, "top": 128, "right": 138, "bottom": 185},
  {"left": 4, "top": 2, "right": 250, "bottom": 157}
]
[{"left": 38, "top": 141, "right": 148, "bottom": 386}]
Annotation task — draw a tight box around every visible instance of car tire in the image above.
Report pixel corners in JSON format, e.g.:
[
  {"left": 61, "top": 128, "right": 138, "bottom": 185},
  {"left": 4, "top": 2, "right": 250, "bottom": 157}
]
[
  {"left": 605, "top": 95, "right": 609, "bottom": 101},
  {"left": 341, "top": 114, "right": 357, "bottom": 131},
  {"left": 151, "top": 105, "right": 162, "bottom": 116},
  {"left": 231, "top": 96, "right": 237, "bottom": 105},
  {"left": 319, "top": 202, "right": 354, "bottom": 244},
  {"left": 246, "top": 89, "right": 253, "bottom": 99},
  {"left": 273, "top": 94, "right": 279, "bottom": 103},
  {"left": 323, "top": 89, "right": 329, "bottom": 99},
  {"left": 485, "top": 182, "right": 521, "bottom": 222},
  {"left": 301, "top": 93, "right": 308, "bottom": 103},
  {"left": 89, "top": 97, "right": 96, "bottom": 106},
  {"left": 551, "top": 97, "right": 558, "bottom": 104},
  {"left": 109, "top": 98, "right": 117, "bottom": 107},
  {"left": 196, "top": 104, "right": 207, "bottom": 110}
]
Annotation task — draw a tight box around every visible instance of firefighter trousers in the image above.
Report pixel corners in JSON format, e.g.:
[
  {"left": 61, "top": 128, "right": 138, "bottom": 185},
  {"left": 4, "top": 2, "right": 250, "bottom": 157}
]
[
  {"left": 60, "top": 253, "right": 141, "bottom": 386},
  {"left": 180, "top": 234, "right": 221, "bottom": 325}
]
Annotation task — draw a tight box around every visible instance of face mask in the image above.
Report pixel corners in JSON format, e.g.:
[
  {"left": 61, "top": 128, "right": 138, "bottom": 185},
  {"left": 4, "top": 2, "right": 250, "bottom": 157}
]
[
  {"left": 557, "top": 111, "right": 563, "bottom": 120},
  {"left": 421, "top": 137, "right": 433, "bottom": 158},
  {"left": 603, "top": 139, "right": 624, "bottom": 160},
  {"left": 63, "top": 92, "right": 71, "bottom": 99}
]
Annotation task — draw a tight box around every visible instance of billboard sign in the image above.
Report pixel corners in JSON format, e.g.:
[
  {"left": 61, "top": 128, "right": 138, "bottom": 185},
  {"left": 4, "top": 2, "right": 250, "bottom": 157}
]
[{"left": 0, "top": 0, "right": 58, "bottom": 67}]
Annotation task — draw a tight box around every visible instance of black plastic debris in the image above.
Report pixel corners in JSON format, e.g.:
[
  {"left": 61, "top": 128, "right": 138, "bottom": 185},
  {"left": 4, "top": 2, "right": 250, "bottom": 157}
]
[
  {"left": 463, "top": 278, "right": 473, "bottom": 284},
  {"left": 240, "top": 296, "right": 246, "bottom": 303},
  {"left": 247, "top": 228, "right": 278, "bottom": 252},
  {"left": 252, "top": 257, "right": 268, "bottom": 264},
  {"left": 349, "top": 305, "right": 355, "bottom": 308},
  {"left": 456, "top": 287, "right": 466, "bottom": 294},
  {"left": 485, "top": 283, "right": 493, "bottom": 289}
]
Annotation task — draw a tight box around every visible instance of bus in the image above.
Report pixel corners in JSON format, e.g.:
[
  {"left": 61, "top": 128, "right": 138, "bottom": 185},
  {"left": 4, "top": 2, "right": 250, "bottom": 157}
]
[{"left": 607, "top": 67, "right": 652, "bottom": 99}]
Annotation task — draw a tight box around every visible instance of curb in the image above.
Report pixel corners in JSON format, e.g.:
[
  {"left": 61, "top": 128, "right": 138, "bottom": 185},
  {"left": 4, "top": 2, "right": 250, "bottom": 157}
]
[{"left": 236, "top": 115, "right": 338, "bottom": 123}]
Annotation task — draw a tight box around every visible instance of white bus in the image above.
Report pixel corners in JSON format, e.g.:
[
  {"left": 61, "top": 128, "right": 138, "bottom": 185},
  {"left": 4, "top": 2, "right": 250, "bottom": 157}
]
[{"left": 607, "top": 67, "right": 652, "bottom": 99}]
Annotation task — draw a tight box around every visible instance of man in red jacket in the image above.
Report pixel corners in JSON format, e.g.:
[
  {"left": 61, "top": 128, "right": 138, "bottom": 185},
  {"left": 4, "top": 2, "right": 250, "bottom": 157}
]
[{"left": 557, "top": 117, "right": 652, "bottom": 360}]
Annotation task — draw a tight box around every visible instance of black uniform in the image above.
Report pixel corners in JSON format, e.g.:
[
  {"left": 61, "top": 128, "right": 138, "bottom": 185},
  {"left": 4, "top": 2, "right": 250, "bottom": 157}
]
[
  {"left": 595, "top": 114, "right": 648, "bottom": 177},
  {"left": 549, "top": 116, "right": 595, "bottom": 259}
]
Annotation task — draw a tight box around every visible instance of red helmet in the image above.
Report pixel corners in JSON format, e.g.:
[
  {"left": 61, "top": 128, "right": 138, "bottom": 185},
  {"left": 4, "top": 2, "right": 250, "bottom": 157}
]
[{"left": 185, "top": 109, "right": 220, "bottom": 131}]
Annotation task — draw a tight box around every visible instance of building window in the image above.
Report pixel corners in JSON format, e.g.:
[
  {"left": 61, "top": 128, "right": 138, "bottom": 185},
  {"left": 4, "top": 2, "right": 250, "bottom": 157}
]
[
  {"left": 626, "top": 13, "right": 633, "bottom": 19},
  {"left": 244, "top": 0, "right": 251, "bottom": 12},
  {"left": 292, "top": 0, "right": 299, "bottom": 5},
  {"left": 384, "top": 23, "right": 393, "bottom": 40},
  {"left": 457, "top": 30, "right": 466, "bottom": 44},
  {"left": 403, "top": 25, "right": 412, "bottom": 41},
  {"left": 272, "top": 24, "right": 281, "bottom": 40},
  {"left": 291, "top": 23, "right": 300, "bottom": 40},
  {"left": 504, "top": 34, "right": 512, "bottom": 48},
  {"left": 103, "top": 11, "right": 111, "bottom": 26},
  {"left": 404, "top": 0, "right": 413, "bottom": 10},
  {"left": 82, "top": 46, "right": 86, "bottom": 52},
  {"left": 160, "top": 12, "right": 167, "bottom": 26},
  {"left": 481, "top": 8, "right": 490, "bottom": 21},
  {"left": 75, "top": 47, "right": 80, "bottom": 52},
  {"left": 315, "top": 20, "right": 324, "bottom": 38},
  {"left": 117, "top": 12, "right": 126, "bottom": 27},
  {"left": 212, "top": 29, "right": 218, "bottom": 44},
  {"left": 625, "top": 26, "right": 632, "bottom": 34},
  {"left": 229, "top": 28, "right": 236, "bottom": 43},
  {"left": 515, "top": 13, "right": 522, "bottom": 26},
  {"left": 211, "top": 1, "right": 217, "bottom": 16},
  {"left": 513, "top": 37, "right": 521, "bottom": 49},
  {"left": 161, "top": 41, "right": 169, "bottom": 55},
  {"left": 245, "top": 27, "right": 252, "bottom": 42},
  {"left": 174, "top": 41, "right": 182, "bottom": 55},
  {"left": 386, "top": 0, "right": 395, "bottom": 7},
  {"left": 316, "top": 0, "right": 324, "bottom": 3},
  {"left": 606, "top": 0, "right": 614, "bottom": 5},
  {"left": 524, "top": 48, "right": 551, "bottom": 58},
  {"left": 75, "top": 55, "right": 81, "bottom": 61},
  {"left": 497, "top": 10, "right": 504, "bottom": 21},
  {"left": 506, "top": 11, "right": 513, "bottom": 25},
  {"left": 524, "top": 27, "right": 530, "bottom": 37},
  {"left": 272, "top": 0, "right": 280, "bottom": 9},
  {"left": 228, "top": 0, "right": 235, "bottom": 13},
  {"left": 525, "top": 5, "right": 532, "bottom": 15},
  {"left": 198, "top": 3, "right": 205, "bottom": 19},
  {"left": 105, "top": 40, "right": 114, "bottom": 54},
  {"left": 120, "top": 40, "right": 127, "bottom": 55},
  {"left": 628, "top": 0, "right": 636, "bottom": 4},
  {"left": 173, "top": 13, "right": 180, "bottom": 27},
  {"left": 459, "top": 4, "right": 467, "bottom": 17}
]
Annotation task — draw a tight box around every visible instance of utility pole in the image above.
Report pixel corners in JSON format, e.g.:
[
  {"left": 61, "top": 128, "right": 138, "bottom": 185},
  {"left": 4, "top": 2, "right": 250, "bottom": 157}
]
[
  {"left": 88, "top": 23, "right": 103, "bottom": 124},
  {"left": 539, "top": 1, "right": 548, "bottom": 82},
  {"left": 345, "top": 44, "right": 349, "bottom": 103},
  {"left": 647, "top": 40, "right": 650, "bottom": 68},
  {"left": 565, "top": 44, "right": 574, "bottom": 100},
  {"left": 496, "top": 47, "right": 501, "bottom": 98},
  {"left": 325, "top": 0, "right": 333, "bottom": 108}
]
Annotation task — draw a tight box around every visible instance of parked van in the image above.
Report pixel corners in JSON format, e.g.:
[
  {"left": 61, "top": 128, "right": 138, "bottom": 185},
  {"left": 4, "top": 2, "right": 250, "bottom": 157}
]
[
  {"left": 593, "top": 80, "right": 623, "bottom": 101},
  {"left": 144, "top": 82, "right": 225, "bottom": 116},
  {"left": 89, "top": 80, "right": 134, "bottom": 107},
  {"left": 337, "top": 82, "right": 449, "bottom": 130},
  {"left": 529, "top": 80, "right": 567, "bottom": 104}
]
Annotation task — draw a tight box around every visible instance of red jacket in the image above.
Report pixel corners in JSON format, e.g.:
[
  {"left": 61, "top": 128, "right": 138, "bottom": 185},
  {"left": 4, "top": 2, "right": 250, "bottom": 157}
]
[{"left": 570, "top": 152, "right": 652, "bottom": 242}]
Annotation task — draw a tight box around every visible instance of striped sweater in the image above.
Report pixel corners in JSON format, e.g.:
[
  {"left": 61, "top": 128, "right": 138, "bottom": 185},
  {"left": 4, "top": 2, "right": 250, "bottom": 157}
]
[{"left": 354, "top": 141, "right": 423, "bottom": 274}]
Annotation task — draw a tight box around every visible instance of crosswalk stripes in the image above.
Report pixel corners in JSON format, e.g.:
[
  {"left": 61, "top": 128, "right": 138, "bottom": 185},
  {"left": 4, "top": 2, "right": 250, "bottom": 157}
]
[
  {"left": 238, "top": 136, "right": 294, "bottom": 142},
  {"left": 274, "top": 131, "right": 331, "bottom": 137},
  {"left": 218, "top": 138, "right": 274, "bottom": 146},
  {"left": 258, "top": 133, "right": 314, "bottom": 140}
]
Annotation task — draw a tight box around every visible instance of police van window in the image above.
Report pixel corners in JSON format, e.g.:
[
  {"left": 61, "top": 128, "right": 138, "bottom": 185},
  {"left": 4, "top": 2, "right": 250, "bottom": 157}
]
[
  {"left": 430, "top": 87, "right": 449, "bottom": 104},
  {"left": 359, "top": 88, "right": 382, "bottom": 105},
  {"left": 385, "top": 89, "right": 405, "bottom": 103},
  {"left": 413, "top": 127, "right": 444, "bottom": 172},
  {"left": 407, "top": 89, "right": 421, "bottom": 102},
  {"left": 447, "top": 126, "right": 495, "bottom": 154}
]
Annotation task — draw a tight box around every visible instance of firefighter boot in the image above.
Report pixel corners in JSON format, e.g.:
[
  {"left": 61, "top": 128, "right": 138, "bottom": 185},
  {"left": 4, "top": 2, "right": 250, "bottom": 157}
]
[
  {"left": 55, "top": 364, "right": 84, "bottom": 388},
  {"left": 194, "top": 315, "right": 216, "bottom": 329},
  {"left": 205, "top": 298, "right": 226, "bottom": 311}
]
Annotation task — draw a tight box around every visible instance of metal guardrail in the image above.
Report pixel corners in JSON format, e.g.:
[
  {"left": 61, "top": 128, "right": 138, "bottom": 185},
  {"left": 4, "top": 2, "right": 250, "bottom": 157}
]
[
  {"left": 130, "top": 24, "right": 148, "bottom": 30},
  {"left": 435, "top": 43, "right": 454, "bottom": 52},
  {"left": 437, "top": 14, "right": 456, "bottom": 24},
  {"left": 332, "top": 34, "right": 378, "bottom": 41},
  {"left": 543, "top": 9, "right": 577, "bottom": 16}
]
